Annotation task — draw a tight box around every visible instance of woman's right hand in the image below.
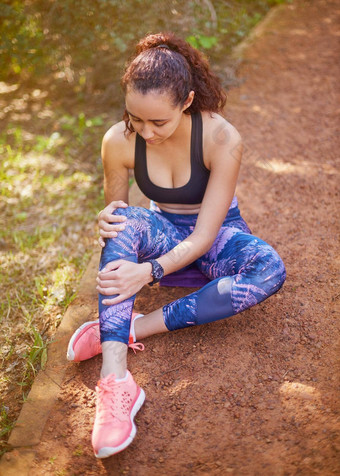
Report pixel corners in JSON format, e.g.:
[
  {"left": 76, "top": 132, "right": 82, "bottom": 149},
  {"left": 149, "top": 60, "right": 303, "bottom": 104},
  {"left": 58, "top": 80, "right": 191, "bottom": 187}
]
[{"left": 98, "top": 200, "right": 128, "bottom": 247}]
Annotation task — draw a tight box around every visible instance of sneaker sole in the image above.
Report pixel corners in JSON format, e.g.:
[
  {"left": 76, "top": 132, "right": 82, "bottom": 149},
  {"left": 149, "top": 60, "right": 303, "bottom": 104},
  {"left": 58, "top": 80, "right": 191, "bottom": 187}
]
[
  {"left": 66, "top": 319, "right": 99, "bottom": 361},
  {"left": 95, "top": 387, "right": 146, "bottom": 459}
]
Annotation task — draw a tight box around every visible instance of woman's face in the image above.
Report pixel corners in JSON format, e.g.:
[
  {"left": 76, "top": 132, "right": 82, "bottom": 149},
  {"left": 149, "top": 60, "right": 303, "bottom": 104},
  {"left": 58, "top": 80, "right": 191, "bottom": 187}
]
[{"left": 125, "top": 88, "right": 194, "bottom": 145}]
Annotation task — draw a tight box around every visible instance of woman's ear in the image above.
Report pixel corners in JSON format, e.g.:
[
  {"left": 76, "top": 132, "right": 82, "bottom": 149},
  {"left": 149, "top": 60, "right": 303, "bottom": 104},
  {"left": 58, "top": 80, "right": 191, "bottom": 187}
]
[{"left": 182, "top": 90, "right": 195, "bottom": 111}]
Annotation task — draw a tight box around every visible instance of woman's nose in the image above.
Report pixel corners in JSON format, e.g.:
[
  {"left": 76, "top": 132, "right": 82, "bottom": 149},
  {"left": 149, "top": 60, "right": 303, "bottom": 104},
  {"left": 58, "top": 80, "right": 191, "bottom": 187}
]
[{"left": 141, "top": 125, "right": 154, "bottom": 140}]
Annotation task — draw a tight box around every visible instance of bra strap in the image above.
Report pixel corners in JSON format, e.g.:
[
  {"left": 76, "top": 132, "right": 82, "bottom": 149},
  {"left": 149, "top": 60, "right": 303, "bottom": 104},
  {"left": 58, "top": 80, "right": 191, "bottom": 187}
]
[{"left": 191, "top": 111, "right": 204, "bottom": 168}]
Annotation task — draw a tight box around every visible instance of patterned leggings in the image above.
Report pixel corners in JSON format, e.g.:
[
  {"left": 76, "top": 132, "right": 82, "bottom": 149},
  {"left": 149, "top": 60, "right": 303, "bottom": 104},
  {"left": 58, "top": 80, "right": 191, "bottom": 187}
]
[{"left": 99, "top": 202, "right": 286, "bottom": 344}]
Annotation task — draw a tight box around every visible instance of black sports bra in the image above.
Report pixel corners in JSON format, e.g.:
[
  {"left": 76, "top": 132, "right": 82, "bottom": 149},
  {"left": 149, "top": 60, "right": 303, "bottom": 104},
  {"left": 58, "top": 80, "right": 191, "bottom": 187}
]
[{"left": 134, "top": 111, "right": 210, "bottom": 204}]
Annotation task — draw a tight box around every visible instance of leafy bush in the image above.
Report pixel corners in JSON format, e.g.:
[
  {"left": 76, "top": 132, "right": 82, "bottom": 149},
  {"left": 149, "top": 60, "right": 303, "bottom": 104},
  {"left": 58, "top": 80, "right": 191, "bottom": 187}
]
[{"left": 1, "top": 0, "right": 289, "bottom": 98}]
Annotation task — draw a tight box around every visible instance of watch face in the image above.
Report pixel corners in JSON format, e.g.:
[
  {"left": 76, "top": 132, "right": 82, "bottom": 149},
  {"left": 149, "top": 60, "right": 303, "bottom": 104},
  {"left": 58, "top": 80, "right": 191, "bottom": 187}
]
[
  {"left": 152, "top": 260, "right": 164, "bottom": 280},
  {"left": 154, "top": 264, "right": 163, "bottom": 279}
]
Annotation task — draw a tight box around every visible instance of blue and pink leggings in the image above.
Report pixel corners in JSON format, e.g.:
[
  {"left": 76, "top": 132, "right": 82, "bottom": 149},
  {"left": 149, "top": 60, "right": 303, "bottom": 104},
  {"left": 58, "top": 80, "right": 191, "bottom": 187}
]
[{"left": 98, "top": 200, "right": 286, "bottom": 344}]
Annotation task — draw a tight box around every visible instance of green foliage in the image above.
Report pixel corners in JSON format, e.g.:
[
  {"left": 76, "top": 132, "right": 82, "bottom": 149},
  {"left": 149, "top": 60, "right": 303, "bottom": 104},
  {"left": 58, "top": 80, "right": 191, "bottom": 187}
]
[
  {"left": 0, "top": 2, "right": 45, "bottom": 77},
  {"left": 0, "top": 113, "right": 105, "bottom": 418},
  {"left": 60, "top": 113, "right": 104, "bottom": 141},
  {"left": 186, "top": 34, "right": 218, "bottom": 50},
  {"left": 26, "top": 326, "right": 48, "bottom": 374},
  {"left": 0, "top": 405, "right": 14, "bottom": 453},
  {"left": 0, "top": 0, "right": 290, "bottom": 92}
]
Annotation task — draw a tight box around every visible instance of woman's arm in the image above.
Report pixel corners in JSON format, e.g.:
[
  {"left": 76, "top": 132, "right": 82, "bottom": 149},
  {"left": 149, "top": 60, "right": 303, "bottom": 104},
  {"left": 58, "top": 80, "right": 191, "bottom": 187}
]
[
  {"left": 101, "top": 123, "right": 131, "bottom": 205},
  {"left": 97, "top": 123, "right": 134, "bottom": 246},
  {"left": 156, "top": 116, "right": 242, "bottom": 275}
]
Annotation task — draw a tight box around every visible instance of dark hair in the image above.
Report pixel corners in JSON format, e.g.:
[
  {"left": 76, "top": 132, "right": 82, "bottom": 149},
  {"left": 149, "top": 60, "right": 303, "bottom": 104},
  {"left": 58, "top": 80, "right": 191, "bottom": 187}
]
[{"left": 121, "top": 32, "right": 227, "bottom": 133}]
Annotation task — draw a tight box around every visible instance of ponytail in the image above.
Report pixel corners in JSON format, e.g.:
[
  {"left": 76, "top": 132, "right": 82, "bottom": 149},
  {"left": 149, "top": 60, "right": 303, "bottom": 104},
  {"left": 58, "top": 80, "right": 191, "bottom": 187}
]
[{"left": 121, "top": 32, "right": 226, "bottom": 132}]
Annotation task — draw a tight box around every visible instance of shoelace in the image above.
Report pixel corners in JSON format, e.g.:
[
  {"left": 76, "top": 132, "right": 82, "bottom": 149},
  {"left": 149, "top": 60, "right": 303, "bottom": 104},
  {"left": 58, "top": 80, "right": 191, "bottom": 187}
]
[
  {"left": 97, "top": 376, "right": 126, "bottom": 420},
  {"left": 96, "top": 376, "right": 134, "bottom": 421},
  {"left": 128, "top": 342, "right": 145, "bottom": 354},
  {"left": 96, "top": 378, "right": 116, "bottom": 418},
  {"left": 98, "top": 379, "right": 117, "bottom": 394}
]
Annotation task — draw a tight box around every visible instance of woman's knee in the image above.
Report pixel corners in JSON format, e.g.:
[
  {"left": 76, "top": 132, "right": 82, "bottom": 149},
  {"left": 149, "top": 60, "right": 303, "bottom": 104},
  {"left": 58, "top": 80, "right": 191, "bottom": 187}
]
[
  {"left": 259, "top": 246, "right": 286, "bottom": 295},
  {"left": 99, "top": 207, "right": 146, "bottom": 264},
  {"left": 113, "top": 205, "right": 148, "bottom": 222}
]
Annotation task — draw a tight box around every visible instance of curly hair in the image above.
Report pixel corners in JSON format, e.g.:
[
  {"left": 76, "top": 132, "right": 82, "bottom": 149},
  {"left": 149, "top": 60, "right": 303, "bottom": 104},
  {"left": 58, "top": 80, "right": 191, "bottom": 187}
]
[{"left": 121, "top": 32, "right": 227, "bottom": 133}]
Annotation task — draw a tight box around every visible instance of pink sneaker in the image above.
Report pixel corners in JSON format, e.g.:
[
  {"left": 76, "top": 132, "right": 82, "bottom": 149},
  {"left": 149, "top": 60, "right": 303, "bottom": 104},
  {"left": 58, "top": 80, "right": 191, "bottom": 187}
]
[
  {"left": 67, "top": 320, "right": 101, "bottom": 362},
  {"left": 92, "top": 371, "right": 145, "bottom": 458},
  {"left": 66, "top": 313, "right": 144, "bottom": 362}
]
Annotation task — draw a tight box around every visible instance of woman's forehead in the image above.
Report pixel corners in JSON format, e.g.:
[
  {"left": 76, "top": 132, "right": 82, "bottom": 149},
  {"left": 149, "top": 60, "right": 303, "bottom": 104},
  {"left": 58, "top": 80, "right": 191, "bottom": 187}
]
[{"left": 125, "top": 89, "right": 177, "bottom": 119}]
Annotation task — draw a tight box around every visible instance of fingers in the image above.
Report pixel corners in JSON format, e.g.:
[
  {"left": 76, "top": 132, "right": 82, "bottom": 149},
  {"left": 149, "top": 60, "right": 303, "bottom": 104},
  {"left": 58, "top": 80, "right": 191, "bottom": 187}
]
[
  {"left": 97, "top": 285, "right": 118, "bottom": 295},
  {"left": 102, "top": 296, "right": 126, "bottom": 306},
  {"left": 97, "top": 201, "right": 128, "bottom": 247},
  {"left": 97, "top": 283, "right": 131, "bottom": 305},
  {"left": 99, "top": 213, "right": 127, "bottom": 225},
  {"left": 96, "top": 275, "right": 117, "bottom": 288},
  {"left": 98, "top": 216, "right": 127, "bottom": 232},
  {"left": 96, "top": 264, "right": 122, "bottom": 290},
  {"left": 98, "top": 213, "right": 127, "bottom": 243},
  {"left": 96, "top": 258, "right": 138, "bottom": 305},
  {"left": 99, "top": 201, "right": 128, "bottom": 220},
  {"left": 99, "top": 260, "right": 122, "bottom": 273},
  {"left": 110, "top": 200, "right": 128, "bottom": 210},
  {"left": 97, "top": 217, "right": 127, "bottom": 245},
  {"left": 99, "top": 223, "right": 126, "bottom": 237}
]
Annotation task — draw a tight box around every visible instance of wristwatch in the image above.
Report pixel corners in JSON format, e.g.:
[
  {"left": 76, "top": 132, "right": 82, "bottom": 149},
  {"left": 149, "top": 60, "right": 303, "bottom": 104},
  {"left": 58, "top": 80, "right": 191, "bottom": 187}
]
[{"left": 147, "top": 259, "right": 164, "bottom": 286}]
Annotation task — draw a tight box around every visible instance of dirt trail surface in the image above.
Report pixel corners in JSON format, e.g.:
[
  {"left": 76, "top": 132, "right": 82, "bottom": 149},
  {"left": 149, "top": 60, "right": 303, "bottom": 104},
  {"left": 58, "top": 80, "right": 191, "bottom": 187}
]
[{"left": 2, "top": 0, "right": 340, "bottom": 474}]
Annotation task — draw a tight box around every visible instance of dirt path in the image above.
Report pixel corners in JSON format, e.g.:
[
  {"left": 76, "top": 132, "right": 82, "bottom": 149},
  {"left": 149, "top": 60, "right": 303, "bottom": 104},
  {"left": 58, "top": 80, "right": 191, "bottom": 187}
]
[{"left": 6, "top": 0, "right": 340, "bottom": 474}]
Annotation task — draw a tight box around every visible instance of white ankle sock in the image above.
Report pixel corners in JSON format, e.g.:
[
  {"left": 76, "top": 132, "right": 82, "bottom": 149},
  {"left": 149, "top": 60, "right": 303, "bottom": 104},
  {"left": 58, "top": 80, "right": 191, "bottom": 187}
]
[
  {"left": 131, "top": 313, "right": 144, "bottom": 342},
  {"left": 115, "top": 371, "right": 128, "bottom": 382}
]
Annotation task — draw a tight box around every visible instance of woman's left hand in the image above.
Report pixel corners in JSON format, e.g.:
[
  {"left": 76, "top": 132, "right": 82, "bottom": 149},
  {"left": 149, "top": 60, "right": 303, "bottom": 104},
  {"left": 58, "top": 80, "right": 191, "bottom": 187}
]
[{"left": 96, "top": 260, "right": 152, "bottom": 305}]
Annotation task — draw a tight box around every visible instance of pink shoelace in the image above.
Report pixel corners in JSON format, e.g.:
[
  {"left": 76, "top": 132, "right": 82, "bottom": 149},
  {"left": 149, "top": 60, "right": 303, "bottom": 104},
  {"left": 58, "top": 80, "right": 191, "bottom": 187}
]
[
  {"left": 96, "top": 375, "right": 132, "bottom": 422},
  {"left": 128, "top": 342, "right": 145, "bottom": 354},
  {"left": 96, "top": 376, "right": 118, "bottom": 422}
]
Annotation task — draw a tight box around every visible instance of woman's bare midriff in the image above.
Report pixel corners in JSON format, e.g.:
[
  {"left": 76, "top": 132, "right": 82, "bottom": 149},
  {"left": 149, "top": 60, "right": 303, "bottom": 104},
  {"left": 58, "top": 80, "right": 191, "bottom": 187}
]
[{"left": 156, "top": 202, "right": 201, "bottom": 214}]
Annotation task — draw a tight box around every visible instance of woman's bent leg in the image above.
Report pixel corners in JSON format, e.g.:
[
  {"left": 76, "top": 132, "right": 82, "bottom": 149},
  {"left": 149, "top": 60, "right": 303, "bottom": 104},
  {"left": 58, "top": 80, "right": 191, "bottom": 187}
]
[
  {"left": 134, "top": 308, "right": 168, "bottom": 341},
  {"left": 98, "top": 206, "right": 185, "bottom": 345},
  {"left": 163, "top": 228, "right": 286, "bottom": 331}
]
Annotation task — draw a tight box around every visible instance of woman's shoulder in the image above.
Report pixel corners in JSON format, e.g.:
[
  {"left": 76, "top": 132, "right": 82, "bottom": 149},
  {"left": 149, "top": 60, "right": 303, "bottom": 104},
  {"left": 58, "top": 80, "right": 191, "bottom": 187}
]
[
  {"left": 201, "top": 111, "right": 242, "bottom": 147},
  {"left": 103, "top": 120, "right": 136, "bottom": 148},
  {"left": 102, "top": 120, "right": 136, "bottom": 168}
]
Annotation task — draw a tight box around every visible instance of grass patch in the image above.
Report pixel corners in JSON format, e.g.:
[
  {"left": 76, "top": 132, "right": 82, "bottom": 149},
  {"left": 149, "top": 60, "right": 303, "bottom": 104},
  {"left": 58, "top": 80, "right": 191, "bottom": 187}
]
[
  {"left": 0, "top": 113, "right": 105, "bottom": 454},
  {"left": 0, "top": 405, "right": 14, "bottom": 456}
]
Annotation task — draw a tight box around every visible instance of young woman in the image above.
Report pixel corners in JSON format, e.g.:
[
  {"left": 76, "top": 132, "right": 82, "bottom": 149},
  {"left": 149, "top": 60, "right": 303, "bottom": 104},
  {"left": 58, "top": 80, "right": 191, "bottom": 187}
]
[{"left": 67, "top": 32, "right": 286, "bottom": 458}]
